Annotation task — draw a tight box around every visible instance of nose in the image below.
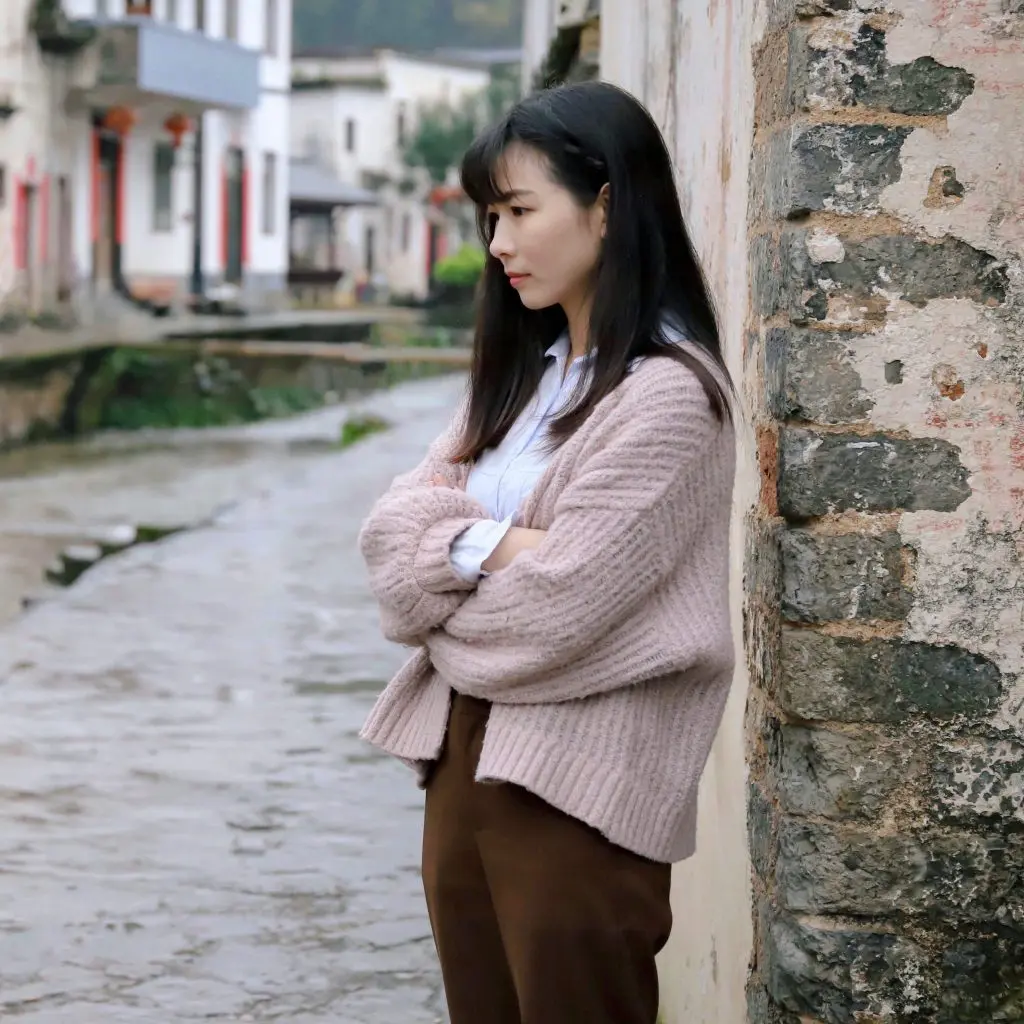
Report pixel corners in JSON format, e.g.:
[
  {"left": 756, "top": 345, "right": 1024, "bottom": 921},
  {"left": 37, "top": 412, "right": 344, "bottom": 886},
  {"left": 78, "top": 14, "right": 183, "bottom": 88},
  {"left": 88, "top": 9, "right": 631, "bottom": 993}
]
[{"left": 489, "top": 215, "right": 514, "bottom": 261}]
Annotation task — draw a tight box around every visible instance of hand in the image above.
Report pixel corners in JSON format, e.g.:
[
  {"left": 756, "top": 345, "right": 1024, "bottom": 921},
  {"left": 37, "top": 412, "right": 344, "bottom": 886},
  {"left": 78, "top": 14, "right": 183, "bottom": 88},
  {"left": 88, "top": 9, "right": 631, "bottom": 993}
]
[{"left": 482, "top": 527, "right": 547, "bottom": 573}]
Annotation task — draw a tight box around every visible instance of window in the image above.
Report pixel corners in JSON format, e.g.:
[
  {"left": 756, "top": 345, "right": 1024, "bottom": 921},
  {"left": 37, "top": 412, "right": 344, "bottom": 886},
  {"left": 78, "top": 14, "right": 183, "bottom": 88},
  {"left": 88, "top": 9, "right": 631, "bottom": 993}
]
[
  {"left": 264, "top": 0, "right": 278, "bottom": 55},
  {"left": 165, "top": 0, "right": 178, "bottom": 24},
  {"left": 396, "top": 105, "right": 407, "bottom": 146},
  {"left": 126, "top": 0, "right": 153, "bottom": 14},
  {"left": 262, "top": 152, "right": 277, "bottom": 235},
  {"left": 0, "top": 165, "right": 6, "bottom": 209},
  {"left": 345, "top": 118, "right": 356, "bottom": 153},
  {"left": 152, "top": 142, "right": 174, "bottom": 232},
  {"left": 401, "top": 213, "right": 411, "bottom": 253},
  {"left": 96, "top": 0, "right": 109, "bottom": 14},
  {"left": 224, "top": 0, "right": 238, "bottom": 39},
  {"left": 195, "top": 0, "right": 205, "bottom": 30}
]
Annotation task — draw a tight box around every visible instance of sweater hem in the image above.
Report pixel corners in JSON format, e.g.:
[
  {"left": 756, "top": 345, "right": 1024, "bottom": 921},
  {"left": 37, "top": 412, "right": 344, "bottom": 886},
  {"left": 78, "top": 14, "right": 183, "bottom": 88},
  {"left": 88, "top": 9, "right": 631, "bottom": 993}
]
[{"left": 475, "top": 723, "right": 698, "bottom": 864}]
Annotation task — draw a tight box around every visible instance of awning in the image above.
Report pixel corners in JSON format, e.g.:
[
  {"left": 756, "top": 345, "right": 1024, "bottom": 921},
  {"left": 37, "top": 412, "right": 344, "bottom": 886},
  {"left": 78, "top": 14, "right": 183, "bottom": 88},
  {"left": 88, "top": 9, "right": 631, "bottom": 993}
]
[{"left": 289, "top": 161, "right": 380, "bottom": 210}]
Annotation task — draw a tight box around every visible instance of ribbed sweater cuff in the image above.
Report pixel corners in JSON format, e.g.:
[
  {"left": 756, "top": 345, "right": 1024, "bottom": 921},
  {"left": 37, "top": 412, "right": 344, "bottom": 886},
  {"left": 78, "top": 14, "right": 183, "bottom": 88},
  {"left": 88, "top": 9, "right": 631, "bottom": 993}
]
[{"left": 413, "top": 517, "right": 485, "bottom": 594}]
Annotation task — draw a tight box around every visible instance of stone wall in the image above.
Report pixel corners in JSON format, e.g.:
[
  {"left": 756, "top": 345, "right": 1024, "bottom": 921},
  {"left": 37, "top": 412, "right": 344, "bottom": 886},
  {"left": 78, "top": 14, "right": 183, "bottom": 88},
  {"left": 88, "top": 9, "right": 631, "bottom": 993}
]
[
  {"left": 0, "top": 353, "right": 83, "bottom": 446},
  {"left": 746, "top": 0, "right": 1024, "bottom": 1020}
]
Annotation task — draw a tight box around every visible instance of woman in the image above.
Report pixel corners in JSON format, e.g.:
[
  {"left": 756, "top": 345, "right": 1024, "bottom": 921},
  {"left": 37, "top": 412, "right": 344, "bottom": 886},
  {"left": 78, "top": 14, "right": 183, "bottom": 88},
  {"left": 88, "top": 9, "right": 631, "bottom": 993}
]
[{"left": 359, "top": 81, "right": 736, "bottom": 1024}]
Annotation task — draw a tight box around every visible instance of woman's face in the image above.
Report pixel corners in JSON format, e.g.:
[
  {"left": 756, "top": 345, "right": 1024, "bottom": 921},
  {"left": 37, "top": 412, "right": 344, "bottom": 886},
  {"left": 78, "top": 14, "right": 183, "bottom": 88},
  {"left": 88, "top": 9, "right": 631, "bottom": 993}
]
[{"left": 487, "top": 143, "right": 607, "bottom": 315}]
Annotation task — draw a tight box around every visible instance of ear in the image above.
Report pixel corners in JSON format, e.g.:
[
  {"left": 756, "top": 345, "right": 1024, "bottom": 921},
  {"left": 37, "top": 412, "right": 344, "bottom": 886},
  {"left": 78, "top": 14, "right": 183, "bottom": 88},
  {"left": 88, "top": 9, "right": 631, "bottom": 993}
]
[{"left": 597, "top": 183, "right": 610, "bottom": 238}]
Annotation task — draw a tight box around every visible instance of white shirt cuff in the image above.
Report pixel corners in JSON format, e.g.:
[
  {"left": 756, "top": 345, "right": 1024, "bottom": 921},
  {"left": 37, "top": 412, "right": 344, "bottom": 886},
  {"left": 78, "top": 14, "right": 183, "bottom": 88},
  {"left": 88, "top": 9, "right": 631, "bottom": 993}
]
[{"left": 449, "top": 516, "right": 514, "bottom": 583}]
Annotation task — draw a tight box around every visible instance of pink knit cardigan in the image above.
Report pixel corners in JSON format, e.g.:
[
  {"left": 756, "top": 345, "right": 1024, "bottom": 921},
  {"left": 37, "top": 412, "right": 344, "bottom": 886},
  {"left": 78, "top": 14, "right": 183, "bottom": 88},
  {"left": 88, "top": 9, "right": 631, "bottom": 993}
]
[{"left": 358, "top": 355, "right": 736, "bottom": 863}]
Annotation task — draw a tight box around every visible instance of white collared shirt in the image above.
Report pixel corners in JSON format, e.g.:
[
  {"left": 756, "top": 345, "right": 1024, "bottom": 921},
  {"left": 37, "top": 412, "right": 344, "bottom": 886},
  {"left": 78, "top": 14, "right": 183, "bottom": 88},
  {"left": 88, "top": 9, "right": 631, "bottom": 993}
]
[{"left": 449, "top": 330, "right": 648, "bottom": 581}]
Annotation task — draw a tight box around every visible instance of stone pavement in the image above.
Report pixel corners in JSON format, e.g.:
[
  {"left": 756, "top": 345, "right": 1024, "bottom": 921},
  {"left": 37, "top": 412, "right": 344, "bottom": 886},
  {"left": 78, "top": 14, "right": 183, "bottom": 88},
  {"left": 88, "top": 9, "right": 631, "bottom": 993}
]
[{"left": 0, "top": 375, "right": 467, "bottom": 1022}]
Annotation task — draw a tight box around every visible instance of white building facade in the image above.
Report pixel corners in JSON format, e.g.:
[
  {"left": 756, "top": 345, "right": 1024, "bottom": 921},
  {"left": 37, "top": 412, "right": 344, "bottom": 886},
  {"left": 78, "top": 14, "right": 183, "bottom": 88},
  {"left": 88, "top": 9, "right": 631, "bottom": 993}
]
[
  {"left": 290, "top": 50, "right": 491, "bottom": 302},
  {"left": 0, "top": 0, "right": 291, "bottom": 320}
]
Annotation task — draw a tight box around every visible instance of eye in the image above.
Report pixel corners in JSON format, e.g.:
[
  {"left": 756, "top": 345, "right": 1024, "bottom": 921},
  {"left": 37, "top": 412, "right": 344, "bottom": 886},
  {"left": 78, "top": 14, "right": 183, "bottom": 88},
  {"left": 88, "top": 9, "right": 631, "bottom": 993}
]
[{"left": 510, "top": 206, "right": 528, "bottom": 218}]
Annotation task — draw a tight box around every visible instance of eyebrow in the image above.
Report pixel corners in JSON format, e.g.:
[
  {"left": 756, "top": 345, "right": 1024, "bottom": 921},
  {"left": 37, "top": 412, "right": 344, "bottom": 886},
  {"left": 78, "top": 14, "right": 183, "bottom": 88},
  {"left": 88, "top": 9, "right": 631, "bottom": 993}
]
[{"left": 490, "top": 189, "right": 538, "bottom": 204}]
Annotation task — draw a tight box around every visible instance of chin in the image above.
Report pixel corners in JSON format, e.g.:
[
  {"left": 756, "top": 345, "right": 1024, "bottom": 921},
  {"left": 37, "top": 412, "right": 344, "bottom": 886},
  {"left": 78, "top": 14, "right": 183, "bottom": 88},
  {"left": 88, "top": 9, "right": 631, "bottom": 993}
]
[{"left": 515, "top": 287, "right": 556, "bottom": 311}]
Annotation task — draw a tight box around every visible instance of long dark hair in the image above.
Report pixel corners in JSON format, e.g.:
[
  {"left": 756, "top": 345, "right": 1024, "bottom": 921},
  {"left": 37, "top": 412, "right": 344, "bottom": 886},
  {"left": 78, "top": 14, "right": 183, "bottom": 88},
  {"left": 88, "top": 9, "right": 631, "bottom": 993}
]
[{"left": 450, "top": 81, "right": 733, "bottom": 464}]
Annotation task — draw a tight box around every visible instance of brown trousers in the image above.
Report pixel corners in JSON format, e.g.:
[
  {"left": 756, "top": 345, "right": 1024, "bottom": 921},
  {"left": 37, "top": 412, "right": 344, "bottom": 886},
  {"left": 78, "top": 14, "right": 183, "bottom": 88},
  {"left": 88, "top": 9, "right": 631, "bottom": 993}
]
[{"left": 422, "top": 693, "right": 673, "bottom": 1024}]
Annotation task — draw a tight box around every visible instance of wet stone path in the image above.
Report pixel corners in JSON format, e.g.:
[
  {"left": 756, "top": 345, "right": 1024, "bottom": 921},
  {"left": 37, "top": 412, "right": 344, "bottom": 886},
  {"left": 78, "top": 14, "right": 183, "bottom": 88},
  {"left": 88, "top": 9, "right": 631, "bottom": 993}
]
[{"left": 0, "top": 377, "right": 466, "bottom": 1022}]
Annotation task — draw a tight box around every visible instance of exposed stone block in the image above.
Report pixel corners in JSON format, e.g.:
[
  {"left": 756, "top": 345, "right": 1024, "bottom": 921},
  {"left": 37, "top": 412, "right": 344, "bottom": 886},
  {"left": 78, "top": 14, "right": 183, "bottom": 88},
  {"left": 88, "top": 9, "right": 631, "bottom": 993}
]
[
  {"left": 763, "top": 909, "right": 928, "bottom": 1023},
  {"left": 750, "top": 231, "right": 787, "bottom": 318},
  {"left": 778, "top": 428, "right": 971, "bottom": 517},
  {"left": 775, "top": 819, "right": 1024, "bottom": 925},
  {"left": 766, "top": 229, "right": 1009, "bottom": 325},
  {"left": 765, "top": 326, "right": 873, "bottom": 423},
  {"left": 772, "top": 725, "right": 914, "bottom": 818},
  {"left": 744, "top": 513, "right": 784, "bottom": 691},
  {"left": 780, "top": 529, "right": 912, "bottom": 622},
  {"left": 797, "top": 24, "right": 976, "bottom": 115},
  {"left": 758, "top": 909, "right": 1024, "bottom": 1022},
  {"left": 939, "top": 936, "right": 1024, "bottom": 1021},
  {"left": 931, "top": 737, "right": 1024, "bottom": 828},
  {"left": 779, "top": 631, "right": 1003, "bottom": 722},
  {"left": 818, "top": 234, "right": 1007, "bottom": 308},
  {"left": 746, "top": 983, "right": 802, "bottom": 1024},
  {"left": 754, "top": 124, "right": 912, "bottom": 219},
  {"left": 748, "top": 780, "right": 778, "bottom": 879},
  {"left": 795, "top": 0, "right": 852, "bottom": 13}
]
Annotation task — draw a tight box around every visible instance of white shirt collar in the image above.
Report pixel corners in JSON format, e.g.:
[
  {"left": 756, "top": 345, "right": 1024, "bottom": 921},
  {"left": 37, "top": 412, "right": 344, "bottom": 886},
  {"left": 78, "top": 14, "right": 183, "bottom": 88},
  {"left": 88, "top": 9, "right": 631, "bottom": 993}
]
[
  {"left": 544, "top": 333, "right": 571, "bottom": 362},
  {"left": 544, "top": 318, "right": 689, "bottom": 374},
  {"left": 544, "top": 332, "right": 595, "bottom": 366}
]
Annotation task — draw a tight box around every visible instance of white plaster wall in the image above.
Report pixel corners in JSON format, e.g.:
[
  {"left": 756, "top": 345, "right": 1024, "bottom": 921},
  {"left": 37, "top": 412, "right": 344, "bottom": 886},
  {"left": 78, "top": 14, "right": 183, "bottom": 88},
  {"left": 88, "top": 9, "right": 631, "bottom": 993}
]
[
  {"left": 290, "top": 53, "right": 488, "bottom": 298},
  {"left": 200, "top": 110, "right": 230, "bottom": 279},
  {"left": 121, "top": 114, "right": 193, "bottom": 283},
  {"left": 387, "top": 200, "right": 431, "bottom": 298},
  {"left": 69, "top": 119, "right": 95, "bottom": 290},
  {"left": 601, "top": 1, "right": 757, "bottom": 1021},
  {"left": 521, "top": 0, "right": 558, "bottom": 91},
  {"left": 0, "top": 0, "right": 66, "bottom": 307},
  {"left": 246, "top": 88, "right": 289, "bottom": 280},
  {"left": 334, "top": 89, "right": 393, "bottom": 180},
  {"left": 383, "top": 53, "right": 491, "bottom": 114},
  {"left": 291, "top": 54, "right": 490, "bottom": 182},
  {"left": 288, "top": 91, "right": 336, "bottom": 164},
  {"left": 289, "top": 85, "right": 393, "bottom": 184}
]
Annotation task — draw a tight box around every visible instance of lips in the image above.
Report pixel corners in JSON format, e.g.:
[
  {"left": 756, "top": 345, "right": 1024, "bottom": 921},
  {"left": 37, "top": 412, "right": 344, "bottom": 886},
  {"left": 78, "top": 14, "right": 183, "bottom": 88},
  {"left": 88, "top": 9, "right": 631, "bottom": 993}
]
[{"left": 507, "top": 273, "right": 529, "bottom": 289}]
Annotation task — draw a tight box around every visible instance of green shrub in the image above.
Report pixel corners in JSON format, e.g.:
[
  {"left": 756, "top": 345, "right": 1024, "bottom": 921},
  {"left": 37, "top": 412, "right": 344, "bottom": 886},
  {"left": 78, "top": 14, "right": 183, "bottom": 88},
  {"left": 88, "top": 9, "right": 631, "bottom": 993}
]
[
  {"left": 433, "top": 244, "right": 486, "bottom": 289},
  {"left": 338, "top": 414, "right": 390, "bottom": 448}
]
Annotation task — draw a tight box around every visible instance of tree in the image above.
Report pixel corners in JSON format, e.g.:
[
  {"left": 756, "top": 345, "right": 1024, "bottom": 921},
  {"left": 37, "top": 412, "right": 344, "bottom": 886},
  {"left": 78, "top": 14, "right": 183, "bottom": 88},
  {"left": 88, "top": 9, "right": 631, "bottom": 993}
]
[
  {"left": 403, "top": 67, "right": 521, "bottom": 186},
  {"left": 402, "top": 95, "right": 482, "bottom": 185}
]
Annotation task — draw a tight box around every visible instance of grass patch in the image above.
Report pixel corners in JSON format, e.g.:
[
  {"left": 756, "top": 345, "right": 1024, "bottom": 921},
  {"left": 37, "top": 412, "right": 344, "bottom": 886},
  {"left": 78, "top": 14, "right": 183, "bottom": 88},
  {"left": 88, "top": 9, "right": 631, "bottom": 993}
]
[{"left": 337, "top": 414, "right": 390, "bottom": 448}]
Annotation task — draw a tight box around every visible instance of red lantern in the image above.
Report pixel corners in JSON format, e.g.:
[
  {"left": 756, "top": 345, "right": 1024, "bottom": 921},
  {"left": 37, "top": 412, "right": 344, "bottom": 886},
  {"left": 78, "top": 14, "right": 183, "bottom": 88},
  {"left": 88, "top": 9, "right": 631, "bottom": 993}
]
[
  {"left": 164, "top": 113, "right": 191, "bottom": 149},
  {"left": 103, "top": 106, "right": 136, "bottom": 137}
]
